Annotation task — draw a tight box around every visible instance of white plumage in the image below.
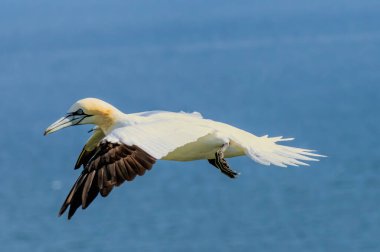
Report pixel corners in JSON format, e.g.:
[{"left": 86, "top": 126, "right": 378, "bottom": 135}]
[{"left": 104, "top": 110, "right": 322, "bottom": 166}]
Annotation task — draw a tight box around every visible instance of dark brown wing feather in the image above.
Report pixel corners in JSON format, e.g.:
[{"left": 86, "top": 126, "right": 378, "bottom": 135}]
[
  {"left": 59, "top": 141, "right": 156, "bottom": 219},
  {"left": 74, "top": 147, "right": 97, "bottom": 170}
]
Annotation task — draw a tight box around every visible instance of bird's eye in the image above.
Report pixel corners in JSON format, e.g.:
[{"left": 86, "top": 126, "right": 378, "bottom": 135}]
[{"left": 75, "top": 109, "right": 84, "bottom": 115}]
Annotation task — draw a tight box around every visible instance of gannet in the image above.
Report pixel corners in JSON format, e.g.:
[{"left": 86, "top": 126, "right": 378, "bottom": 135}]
[{"left": 44, "top": 98, "right": 324, "bottom": 219}]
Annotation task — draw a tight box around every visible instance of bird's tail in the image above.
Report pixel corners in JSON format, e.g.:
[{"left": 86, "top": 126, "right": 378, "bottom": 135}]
[{"left": 240, "top": 134, "right": 325, "bottom": 167}]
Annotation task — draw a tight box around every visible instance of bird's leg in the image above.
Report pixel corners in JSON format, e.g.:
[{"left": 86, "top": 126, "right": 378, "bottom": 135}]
[{"left": 208, "top": 143, "right": 239, "bottom": 179}]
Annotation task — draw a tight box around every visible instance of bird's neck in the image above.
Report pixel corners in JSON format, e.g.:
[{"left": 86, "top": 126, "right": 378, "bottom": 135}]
[
  {"left": 95, "top": 109, "right": 127, "bottom": 134},
  {"left": 97, "top": 111, "right": 144, "bottom": 134}
]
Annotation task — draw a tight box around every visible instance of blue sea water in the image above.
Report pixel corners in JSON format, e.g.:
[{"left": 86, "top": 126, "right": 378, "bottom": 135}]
[{"left": 0, "top": 0, "right": 379, "bottom": 251}]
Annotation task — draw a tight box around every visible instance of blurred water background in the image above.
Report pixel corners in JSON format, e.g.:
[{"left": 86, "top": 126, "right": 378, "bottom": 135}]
[{"left": 0, "top": 0, "right": 379, "bottom": 251}]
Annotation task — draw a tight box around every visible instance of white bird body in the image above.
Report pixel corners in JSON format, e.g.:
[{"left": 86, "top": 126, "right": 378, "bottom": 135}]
[
  {"left": 106, "top": 111, "right": 244, "bottom": 161},
  {"left": 163, "top": 133, "right": 243, "bottom": 161},
  {"left": 104, "top": 110, "right": 319, "bottom": 166},
  {"left": 44, "top": 98, "right": 324, "bottom": 219}
]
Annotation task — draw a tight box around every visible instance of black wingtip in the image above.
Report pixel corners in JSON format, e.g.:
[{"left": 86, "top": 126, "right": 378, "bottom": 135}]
[{"left": 58, "top": 204, "right": 68, "bottom": 218}]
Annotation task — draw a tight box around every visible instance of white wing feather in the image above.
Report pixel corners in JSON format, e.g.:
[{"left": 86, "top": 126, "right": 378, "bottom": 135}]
[
  {"left": 106, "top": 118, "right": 214, "bottom": 159},
  {"left": 132, "top": 110, "right": 203, "bottom": 119}
]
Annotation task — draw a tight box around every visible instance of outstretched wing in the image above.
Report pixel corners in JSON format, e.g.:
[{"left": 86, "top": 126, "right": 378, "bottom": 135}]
[
  {"left": 106, "top": 117, "right": 215, "bottom": 160},
  {"left": 59, "top": 141, "right": 156, "bottom": 219}
]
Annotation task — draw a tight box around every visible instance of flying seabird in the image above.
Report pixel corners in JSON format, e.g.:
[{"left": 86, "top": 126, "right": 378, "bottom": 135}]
[{"left": 44, "top": 98, "right": 324, "bottom": 219}]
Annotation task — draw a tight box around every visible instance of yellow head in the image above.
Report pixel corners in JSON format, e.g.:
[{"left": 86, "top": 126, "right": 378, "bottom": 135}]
[{"left": 44, "top": 98, "right": 123, "bottom": 135}]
